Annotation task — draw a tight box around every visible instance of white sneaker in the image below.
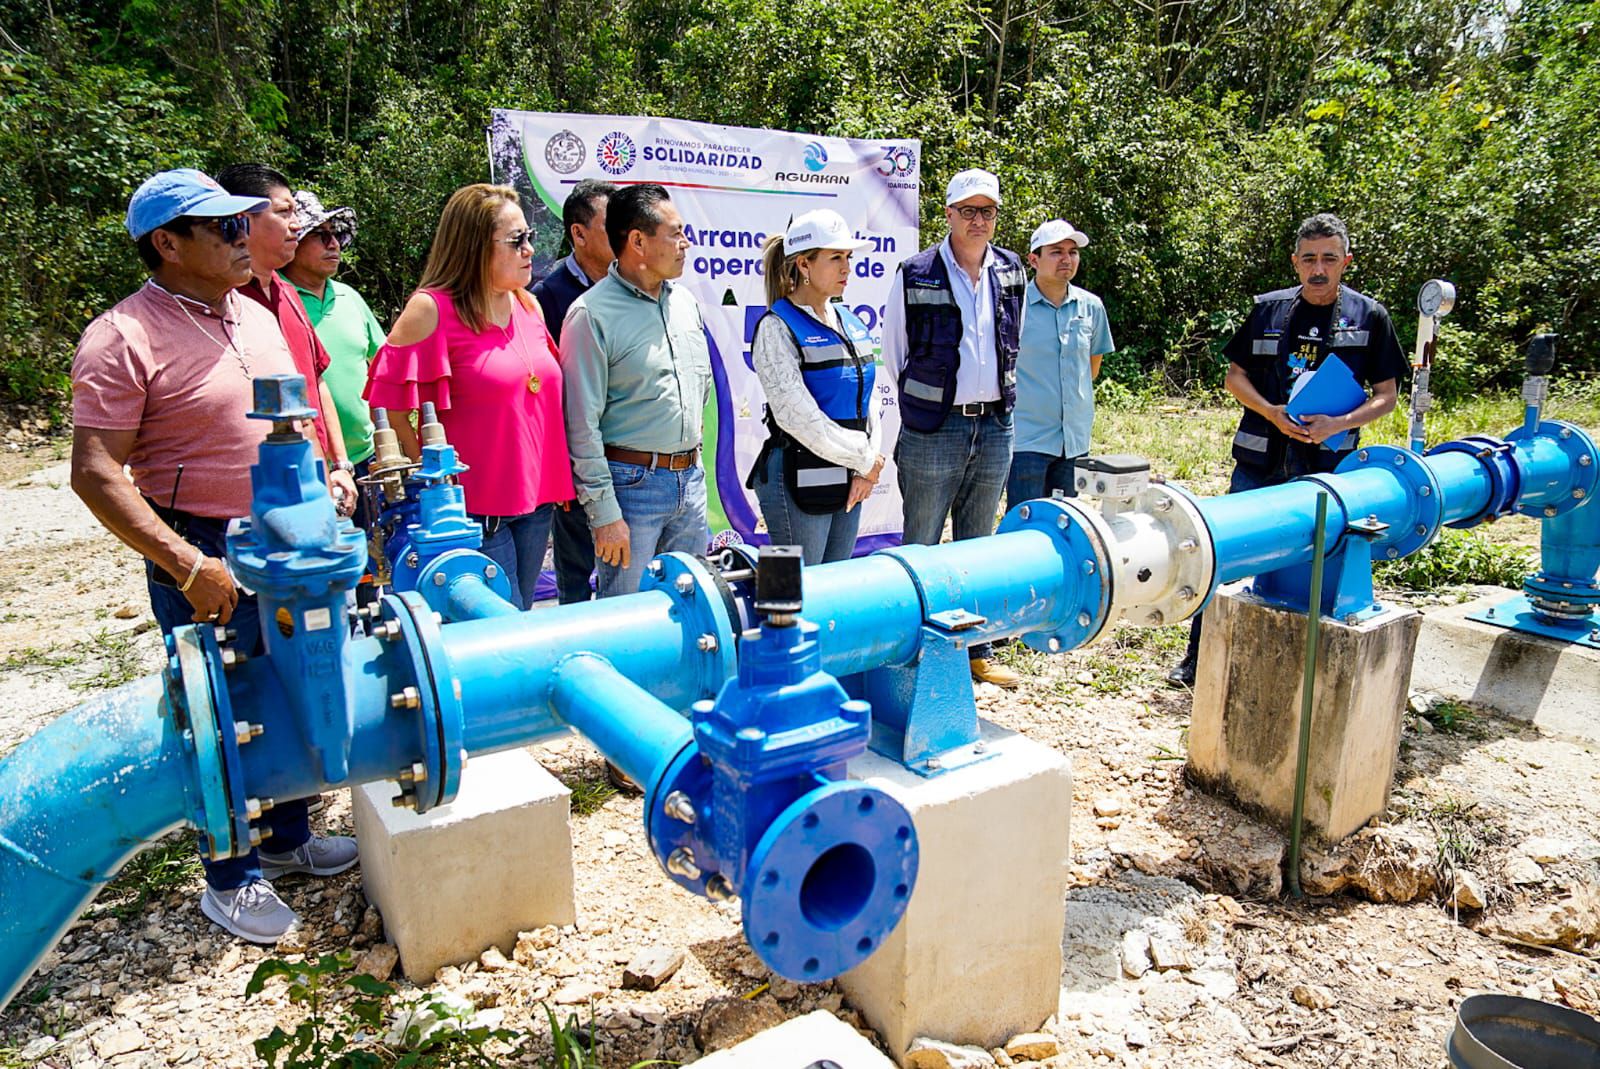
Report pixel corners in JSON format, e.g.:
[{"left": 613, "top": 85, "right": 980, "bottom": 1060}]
[
  {"left": 200, "top": 880, "right": 299, "bottom": 944},
  {"left": 259, "top": 835, "right": 360, "bottom": 879}
]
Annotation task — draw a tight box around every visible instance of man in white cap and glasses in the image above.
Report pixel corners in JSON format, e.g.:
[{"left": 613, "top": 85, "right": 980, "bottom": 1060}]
[
  {"left": 1006, "top": 219, "right": 1114, "bottom": 507},
  {"left": 881, "top": 167, "right": 1028, "bottom": 689},
  {"left": 70, "top": 168, "right": 358, "bottom": 946}
]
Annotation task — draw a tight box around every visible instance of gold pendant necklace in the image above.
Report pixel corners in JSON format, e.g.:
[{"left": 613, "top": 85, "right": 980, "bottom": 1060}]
[
  {"left": 162, "top": 284, "right": 251, "bottom": 378},
  {"left": 494, "top": 298, "right": 541, "bottom": 394}
]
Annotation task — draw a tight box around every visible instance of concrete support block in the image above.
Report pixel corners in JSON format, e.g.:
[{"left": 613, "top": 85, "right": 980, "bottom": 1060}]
[
  {"left": 839, "top": 723, "right": 1072, "bottom": 1062},
  {"left": 695, "top": 1010, "right": 897, "bottom": 1068},
  {"left": 352, "top": 748, "right": 575, "bottom": 983},
  {"left": 1187, "top": 586, "right": 1420, "bottom": 843},
  {"left": 1411, "top": 595, "right": 1600, "bottom": 744}
]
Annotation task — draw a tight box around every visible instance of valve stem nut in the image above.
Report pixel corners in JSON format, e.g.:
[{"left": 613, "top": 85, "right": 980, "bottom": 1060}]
[
  {"left": 663, "top": 791, "right": 697, "bottom": 825},
  {"left": 666, "top": 847, "right": 701, "bottom": 881}
]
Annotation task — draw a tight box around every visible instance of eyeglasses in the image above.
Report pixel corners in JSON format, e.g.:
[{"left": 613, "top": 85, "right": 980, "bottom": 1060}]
[
  {"left": 497, "top": 229, "right": 534, "bottom": 250},
  {"left": 200, "top": 214, "right": 252, "bottom": 243},
  {"left": 954, "top": 205, "right": 998, "bottom": 222}
]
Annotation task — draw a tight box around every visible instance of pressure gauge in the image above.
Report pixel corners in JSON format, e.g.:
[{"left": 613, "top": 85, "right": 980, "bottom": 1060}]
[{"left": 1418, "top": 279, "right": 1457, "bottom": 318}]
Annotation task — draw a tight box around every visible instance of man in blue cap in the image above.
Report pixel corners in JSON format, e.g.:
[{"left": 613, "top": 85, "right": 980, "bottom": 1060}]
[{"left": 70, "top": 168, "right": 359, "bottom": 946}]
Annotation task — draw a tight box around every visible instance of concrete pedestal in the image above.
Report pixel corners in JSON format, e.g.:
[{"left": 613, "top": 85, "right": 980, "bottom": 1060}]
[
  {"left": 1187, "top": 586, "right": 1420, "bottom": 843},
  {"left": 839, "top": 722, "right": 1072, "bottom": 1062},
  {"left": 1411, "top": 595, "right": 1600, "bottom": 744},
  {"left": 352, "top": 748, "right": 575, "bottom": 982},
  {"left": 695, "top": 1011, "right": 896, "bottom": 1068}
]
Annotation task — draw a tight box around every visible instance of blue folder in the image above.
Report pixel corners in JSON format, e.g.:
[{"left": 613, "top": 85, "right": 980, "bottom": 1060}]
[{"left": 1285, "top": 354, "right": 1366, "bottom": 451}]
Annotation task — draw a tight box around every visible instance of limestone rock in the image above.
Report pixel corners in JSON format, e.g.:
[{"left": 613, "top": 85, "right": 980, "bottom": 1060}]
[
  {"left": 20, "top": 1037, "right": 56, "bottom": 1061},
  {"left": 1201, "top": 821, "right": 1285, "bottom": 898},
  {"left": 1339, "top": 827, "right": 1438, "bottom": 903},
  {"left": 1121, "top": 929, "right": 1153, "bottom": 979},
  {"left": 478, "top": 946, "right": 511, "bottom": 971},
  {"left": 905, "top": 1037, "right": 999, "bottom": 1068},
  {"left": 1506, "top": 855, "right": 1546, "bottom": 885},
  {"left": 1292, "top": 983, "right": 1336, "bottom": 1010},
  {"left": 694, "top": 995, "right": 785, "bottom": 1053},
  {"left": 1142, "top": 978, "right": 1200, "bottom": 1022},
  {"left": 1124, "top": 1022, "right": 1153, "bottom": 1049},
  {"left": 1518, "top": 837, "right": 1576, "bottom": 864},
  {"left": 1003, "top": 1032, "right": 1059, "bottom": 1060},
  {"left": 1093, "top": 797, "right": 1123, "bottom": 818},
  {"left": 1297, "top": 844, "right": 1352, "bottom": 896},
  {"left": 356, "top": 943, "right": 399, "bottom": 982},
  {"left": 91, "top": 1025, "right": 146, "bottom": 1059},
  {"left": 1483, "top": 887, "right": 1600, "bottom": 951},
  {"left": 552, "top": 980, "right": 608, "bottom": 1005},
  {"left": 1149, "top": 937, "right": 1190, "bottom": 972},
  {"left": 1450, "top": 872, "right": 1486, "bottom": 911},
  {"left": 623, "top": 946, "right": 684, "bottom": 990}
]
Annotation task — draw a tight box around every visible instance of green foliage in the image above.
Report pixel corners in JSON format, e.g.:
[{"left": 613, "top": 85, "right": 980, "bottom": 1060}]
[
  {"left": 245, "top": 953, "right": 527, "bottom": 1067},
  {"left": 90, "top": 833, "right": 201, "bottom": 920},
  {"left": 4, "top": 0, "right": 1599, "bottom": 407},
  {"left": 1373, "top": 528, "right": 1532, "bottom": 592},
  {"left": 1422, "top": 698, "right": 1481, "bottom": 736}
]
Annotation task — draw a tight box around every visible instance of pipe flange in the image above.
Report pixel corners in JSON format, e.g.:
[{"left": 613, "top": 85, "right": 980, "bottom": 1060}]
[
  {"left": 1334, "top": 445, "right": 1443, "bottom": 560},
  {"left": 1426, "top": 436, "right": 1520, "bottom": 529},
  {"left": 379, "top": 592, "right": 465, "bottom": 812},
  {"left": 639, "top": 552, "right": 738, "bottom": 700},
  {"left": 742, "top": 780, "right": 919, "bottom": 981},
  {"left": 994, "top": 497, "right": 1114, "bottom": 652},
  {"left": 169, "top": 624, "right": 250, "bottom": 860},
  {"left": 414, "top": 548, "right": 515, "bottom": 616},
  {"left": 1102, "top": 482, "right": 1217, "bottom": 627},
  {"left": 643, "top": 740, "right": 714, "bottom": 897},
  {"left": 1507, "top": 420, "right": 1599, "bottom": 519}
]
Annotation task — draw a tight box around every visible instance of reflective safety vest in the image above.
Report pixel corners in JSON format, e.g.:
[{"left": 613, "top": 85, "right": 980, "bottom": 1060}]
[
  {"left": 1232, "top": 285, "right": 1385, "bottom": 469},
  {"left": 764, "top": 297, "right": 875, "bottom": 430},
  {"left": 896, "top": 244, "right": 1025, "bottom": 432}
]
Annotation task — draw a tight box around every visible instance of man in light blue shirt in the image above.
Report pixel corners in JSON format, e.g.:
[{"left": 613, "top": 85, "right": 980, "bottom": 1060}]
[
  {"left": 561, "top": 183, "right": 711, "bottom": 599},
  {"left": 1007, "top": 219, "right": 1114, "bottom": 506}
]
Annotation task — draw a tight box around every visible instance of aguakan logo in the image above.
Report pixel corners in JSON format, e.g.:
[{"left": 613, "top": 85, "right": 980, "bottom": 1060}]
[
  {"left": 544, "top": 130, "right": 585, "bottom": 174},
  {"left": 803, "top": 141, "right": 829, "bottom": 172},
  {"left": 876, "top": 145, "right": 917, "bottom": 178},
  {"left": 596, "top": 131, "right": 636, "bottom": 175}
]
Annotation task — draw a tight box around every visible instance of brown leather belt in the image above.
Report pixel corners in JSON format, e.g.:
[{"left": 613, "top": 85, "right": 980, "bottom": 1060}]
[{"left": 605, "top": 445, "right": 700, "bottom": 471}]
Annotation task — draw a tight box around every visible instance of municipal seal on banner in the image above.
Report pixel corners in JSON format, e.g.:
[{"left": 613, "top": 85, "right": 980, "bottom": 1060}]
[
  {"left": 545, "top": 130, "right": 585, "bottom": 174},
  {"left": 597, "top": 132, "right": 636, "bottom": 175}
]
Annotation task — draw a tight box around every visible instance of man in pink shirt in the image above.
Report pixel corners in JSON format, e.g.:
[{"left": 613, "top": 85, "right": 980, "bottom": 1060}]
[{"left": 70, "top": 168, "right": 358, "bottom": 946}]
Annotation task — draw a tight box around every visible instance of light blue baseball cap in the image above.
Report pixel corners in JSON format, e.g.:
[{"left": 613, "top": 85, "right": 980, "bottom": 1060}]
[{"left": 125, "top": 169, "right": 268, "bottom": 240}]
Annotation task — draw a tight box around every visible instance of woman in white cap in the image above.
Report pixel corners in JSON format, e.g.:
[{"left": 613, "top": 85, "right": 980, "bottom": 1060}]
[{"left": 747, "top": 209, "right": 887, "bottom": 564}]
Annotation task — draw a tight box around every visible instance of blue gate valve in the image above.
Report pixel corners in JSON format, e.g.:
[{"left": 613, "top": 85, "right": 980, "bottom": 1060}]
[
  {"left": 645, "top": 547, "right": 920, "bottom": 981},
  {"left": 226, "top": 374, "right": 367, "bottom": 784}
]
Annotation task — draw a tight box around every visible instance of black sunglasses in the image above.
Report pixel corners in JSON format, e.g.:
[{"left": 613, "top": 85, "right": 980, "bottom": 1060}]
[
  {"left": 201, "top": 214, "right": 252, "bottom": 243},
  {"left": 497, "top": 228, "right": 534, "bottom": 250}
]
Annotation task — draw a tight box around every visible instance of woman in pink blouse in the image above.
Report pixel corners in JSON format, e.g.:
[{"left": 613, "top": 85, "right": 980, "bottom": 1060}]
[{"left": 366, "top": 184, "right": 572, "bottom": 609}]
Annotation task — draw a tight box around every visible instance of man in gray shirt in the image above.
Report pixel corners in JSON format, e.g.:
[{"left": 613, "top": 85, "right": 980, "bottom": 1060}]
[{"left": 561, "top": 183, "right": 712, "bottom": 597}]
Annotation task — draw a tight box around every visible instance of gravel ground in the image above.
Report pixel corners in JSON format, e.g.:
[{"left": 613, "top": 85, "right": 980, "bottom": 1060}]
[{"left": 1, "top": 431, "right": 1596, "bottom": 1069}]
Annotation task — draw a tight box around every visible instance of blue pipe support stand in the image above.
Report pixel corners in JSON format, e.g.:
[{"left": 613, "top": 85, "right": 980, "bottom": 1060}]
[
  {"left": 227, "top": 375, "right": 367, "bottom": 785},
  {"left": 647, "top": 614, "right": 919, "bottom": 980}
]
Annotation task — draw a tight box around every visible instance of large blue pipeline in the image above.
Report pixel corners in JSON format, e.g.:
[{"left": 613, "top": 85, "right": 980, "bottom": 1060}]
[{"left": 1, "top": 371, "right": 1595, "bottom": 1011}]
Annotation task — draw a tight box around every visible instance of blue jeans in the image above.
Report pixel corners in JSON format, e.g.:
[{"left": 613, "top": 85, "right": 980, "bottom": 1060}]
[
  {"left": 552, "top": 502, "right": 596, "bottom": 604},
  {"left": 753, "top": 446, "right": 863, "bottom": 565},
  {"left": 145, "top": 511, "right": 310, "bottom": 890},
  {"left": 473, "top": 504, "right": 555, "bottom": 610},
  {"left": 1005, "top": 451, "right": 1080, "bottom": 507},
  {"left": 596, "top": 461, "right": 710, "bottom": 598},
  {"left": 895, "top": 411, "right": 1013, "bottom": 658}
]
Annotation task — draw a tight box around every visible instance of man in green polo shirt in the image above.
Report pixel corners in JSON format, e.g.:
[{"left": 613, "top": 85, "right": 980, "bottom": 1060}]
[{"left": 286, "top": 191, "right": 385, "bottom": 527}]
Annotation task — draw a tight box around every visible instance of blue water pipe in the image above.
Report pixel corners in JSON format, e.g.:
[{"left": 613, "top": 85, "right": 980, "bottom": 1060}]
[{"left": 1, "top": 365, "right": 1596, "bottom": 1010}]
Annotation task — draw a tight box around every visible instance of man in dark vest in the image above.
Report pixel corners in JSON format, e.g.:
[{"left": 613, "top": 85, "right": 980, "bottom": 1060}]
[
  {"left": 882, "top": 168, "right": 1028, "bottom": 689},
  {"left": 1168, "top": 211, "right": 1407, "bottom": 686},
  {"left": 533, "top": 179, "right": 616, "bottom": 604}
]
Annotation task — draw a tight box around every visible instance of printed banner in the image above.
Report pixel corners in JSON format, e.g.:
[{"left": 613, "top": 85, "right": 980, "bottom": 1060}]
[{"left": 488, "top": 110, "right": 921, "bottom": 550}]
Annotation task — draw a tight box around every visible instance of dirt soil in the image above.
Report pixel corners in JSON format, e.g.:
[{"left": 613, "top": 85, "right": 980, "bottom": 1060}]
[{"left": 0, "top": 431, "right": 1597, "bottom": 1069}]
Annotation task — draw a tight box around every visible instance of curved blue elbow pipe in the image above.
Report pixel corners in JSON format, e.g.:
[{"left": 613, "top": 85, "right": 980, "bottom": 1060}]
[{"left": 0, "top": 677, "right": 193, "bottom": 1010}]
